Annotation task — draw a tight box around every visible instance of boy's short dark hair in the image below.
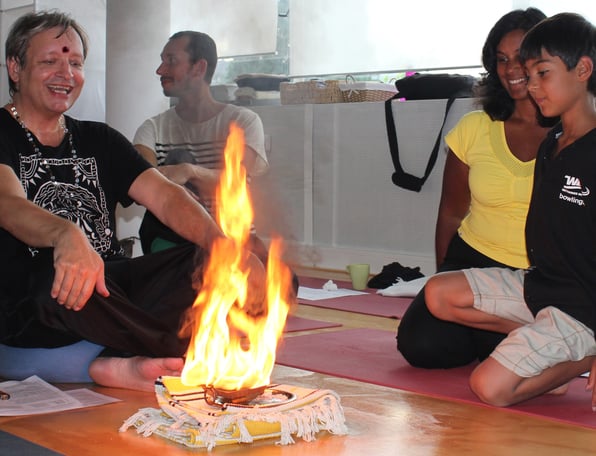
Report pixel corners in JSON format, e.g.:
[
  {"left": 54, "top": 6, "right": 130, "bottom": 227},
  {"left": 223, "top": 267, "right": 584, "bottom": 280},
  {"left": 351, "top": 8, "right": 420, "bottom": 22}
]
[{"left": 520, "top": 12, "right": 596, "bottom": 95}]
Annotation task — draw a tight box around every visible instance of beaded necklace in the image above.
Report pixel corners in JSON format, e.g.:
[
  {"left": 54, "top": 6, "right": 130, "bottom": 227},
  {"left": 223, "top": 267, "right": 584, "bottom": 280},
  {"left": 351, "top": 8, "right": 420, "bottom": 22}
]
[{"left": 9, "top": 103, "right": 81, "bottom": 185}]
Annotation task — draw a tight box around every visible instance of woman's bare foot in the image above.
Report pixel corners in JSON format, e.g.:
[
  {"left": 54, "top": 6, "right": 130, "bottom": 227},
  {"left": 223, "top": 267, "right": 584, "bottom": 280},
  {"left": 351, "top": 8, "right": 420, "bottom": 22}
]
[{"left": 88, "top": 356, "right": 184, "bottom": 392}]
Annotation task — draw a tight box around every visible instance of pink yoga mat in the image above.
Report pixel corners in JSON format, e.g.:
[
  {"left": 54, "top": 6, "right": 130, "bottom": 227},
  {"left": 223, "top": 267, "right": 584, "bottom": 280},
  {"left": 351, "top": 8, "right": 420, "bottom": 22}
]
[
  {"left": 276, "top": 328, "right": 596, "bottom": 429},
  {"left": 297, "top": 276, "right": 413, "bottom": 319},
  {"left": 284, "top": 315, "right": 341, "bottom": 333}
]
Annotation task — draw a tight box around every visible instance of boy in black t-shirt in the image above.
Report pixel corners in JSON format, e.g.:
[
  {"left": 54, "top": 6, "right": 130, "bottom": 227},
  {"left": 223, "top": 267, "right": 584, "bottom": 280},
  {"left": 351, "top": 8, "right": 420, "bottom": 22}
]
[{"left": 424, "top": 13, "right": 596, "bottom": 410}]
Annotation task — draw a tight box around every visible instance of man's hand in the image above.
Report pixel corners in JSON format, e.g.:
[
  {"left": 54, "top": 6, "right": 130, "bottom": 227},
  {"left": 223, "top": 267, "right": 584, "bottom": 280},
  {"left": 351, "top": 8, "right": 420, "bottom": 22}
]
[
  {"left": 159, "top": 163, "right": 219, "bottom": 198},
  {"left": 0, "top": 167, "right": 109, "bottom": 312},
  {"left": 51, "top": 227, "right": 109, "bottom": 311},
  {"left": 159, "top": 163, "right": 193, "bottom": 186}
]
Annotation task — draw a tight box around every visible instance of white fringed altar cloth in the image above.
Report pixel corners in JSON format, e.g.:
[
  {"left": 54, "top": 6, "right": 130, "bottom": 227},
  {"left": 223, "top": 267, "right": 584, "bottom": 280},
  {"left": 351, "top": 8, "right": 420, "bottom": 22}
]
[{"left": 119, "top": 376, "right": 348, "bottom": 450}]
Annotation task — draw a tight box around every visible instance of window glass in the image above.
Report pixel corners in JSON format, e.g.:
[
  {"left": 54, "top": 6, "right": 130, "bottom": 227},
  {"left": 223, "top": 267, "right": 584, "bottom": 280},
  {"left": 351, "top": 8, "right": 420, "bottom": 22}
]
[{"left": 208, "top": 0, "right": 596, "bottom": 85}]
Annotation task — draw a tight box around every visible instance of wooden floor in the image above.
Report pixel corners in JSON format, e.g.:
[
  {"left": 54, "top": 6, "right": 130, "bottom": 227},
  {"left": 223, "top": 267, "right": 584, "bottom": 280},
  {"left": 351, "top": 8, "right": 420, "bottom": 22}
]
[{"left": 1, "top": 267, "right": 595, "bottom": 455}]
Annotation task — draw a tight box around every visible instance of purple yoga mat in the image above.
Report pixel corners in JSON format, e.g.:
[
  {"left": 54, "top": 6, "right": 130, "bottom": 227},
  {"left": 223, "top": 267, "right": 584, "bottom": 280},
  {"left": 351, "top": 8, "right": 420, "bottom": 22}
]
[
  {"left": 284, "top": 315, "right": 342, "bottom": 333},
  {"left": 297, "top": 276, "right": 413, "bottom": 319},
  {"left": 276, "top": 328, "right": 596, "bottom": 429}
]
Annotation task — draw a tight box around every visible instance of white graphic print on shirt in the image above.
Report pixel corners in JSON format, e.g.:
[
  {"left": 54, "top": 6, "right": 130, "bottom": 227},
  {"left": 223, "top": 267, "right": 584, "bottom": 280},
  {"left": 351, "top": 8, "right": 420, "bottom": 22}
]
[{"left": 19, "top": 154, "right": 113, "bottom": 254}]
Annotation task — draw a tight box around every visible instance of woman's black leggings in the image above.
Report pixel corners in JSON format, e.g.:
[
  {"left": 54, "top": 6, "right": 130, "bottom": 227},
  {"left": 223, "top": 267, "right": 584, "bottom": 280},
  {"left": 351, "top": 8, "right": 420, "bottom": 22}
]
[{"left": 396, "top": 234, "right": 514, "bottom": 368}]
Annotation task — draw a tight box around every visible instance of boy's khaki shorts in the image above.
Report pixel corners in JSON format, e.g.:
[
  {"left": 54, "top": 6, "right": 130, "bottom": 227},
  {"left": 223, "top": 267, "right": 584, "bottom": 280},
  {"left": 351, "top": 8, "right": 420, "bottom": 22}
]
[{"left": 463, "top": 267, "right": 596, "bottom": 377}]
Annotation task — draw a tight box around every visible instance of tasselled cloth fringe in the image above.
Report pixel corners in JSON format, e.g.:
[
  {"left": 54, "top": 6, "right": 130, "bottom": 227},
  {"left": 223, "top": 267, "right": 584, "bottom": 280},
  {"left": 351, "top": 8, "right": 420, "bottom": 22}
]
[{"left": 119, "top": 376, "right": 348, "bottom": 450}]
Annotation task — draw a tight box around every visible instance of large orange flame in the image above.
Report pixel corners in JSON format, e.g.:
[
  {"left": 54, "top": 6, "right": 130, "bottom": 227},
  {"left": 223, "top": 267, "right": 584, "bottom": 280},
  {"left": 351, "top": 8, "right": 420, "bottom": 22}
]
[{"left": 180, "top": 123, "right": 292, "bottom": 390}]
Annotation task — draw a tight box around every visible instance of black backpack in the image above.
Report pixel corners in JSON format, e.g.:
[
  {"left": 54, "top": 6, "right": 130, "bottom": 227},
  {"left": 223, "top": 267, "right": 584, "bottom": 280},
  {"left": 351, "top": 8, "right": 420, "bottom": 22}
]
[{"left": 384, "top": 73, "right": 476, "bottom": 192}]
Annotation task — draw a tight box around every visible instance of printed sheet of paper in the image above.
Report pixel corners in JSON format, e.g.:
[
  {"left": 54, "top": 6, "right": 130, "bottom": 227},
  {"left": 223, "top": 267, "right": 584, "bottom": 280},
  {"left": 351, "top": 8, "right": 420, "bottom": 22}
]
[
  {"left": 297, "top": 286, "right": 367, "bottom": 301},
  {"left": 0, "top": 375, "right": 120, "bottom": 416}
]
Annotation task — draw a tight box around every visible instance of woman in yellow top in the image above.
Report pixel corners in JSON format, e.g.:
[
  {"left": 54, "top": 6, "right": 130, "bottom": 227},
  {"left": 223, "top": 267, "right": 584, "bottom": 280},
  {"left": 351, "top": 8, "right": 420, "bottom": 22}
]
[{"left": 397, "top": 7, "right": 557, "bottom": 368}]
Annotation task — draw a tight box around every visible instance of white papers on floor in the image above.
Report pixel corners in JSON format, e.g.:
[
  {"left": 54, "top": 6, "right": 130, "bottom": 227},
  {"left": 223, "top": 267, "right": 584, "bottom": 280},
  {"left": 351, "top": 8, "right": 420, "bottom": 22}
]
[
  {"left": 377, "top": 276, "right": 430, "bottom": 297},
  {"left": 298, "top": 281, "right": 367, "bottom": 301},
  {"left": 0, "top": 375, "right": 120, "bottom": 416}
]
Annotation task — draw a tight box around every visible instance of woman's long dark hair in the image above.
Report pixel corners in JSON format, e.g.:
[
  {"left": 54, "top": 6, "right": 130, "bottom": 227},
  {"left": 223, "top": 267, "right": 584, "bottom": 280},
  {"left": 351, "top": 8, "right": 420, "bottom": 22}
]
[{"left": 476, "top": 7, "right": 555, "bottom": 127}]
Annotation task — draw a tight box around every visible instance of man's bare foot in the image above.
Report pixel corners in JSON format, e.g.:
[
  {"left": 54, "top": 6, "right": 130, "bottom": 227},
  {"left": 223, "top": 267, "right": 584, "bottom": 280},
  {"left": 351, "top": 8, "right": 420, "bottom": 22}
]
[{"left": 88, "top": 356, "right": 184, "bottom": 392}]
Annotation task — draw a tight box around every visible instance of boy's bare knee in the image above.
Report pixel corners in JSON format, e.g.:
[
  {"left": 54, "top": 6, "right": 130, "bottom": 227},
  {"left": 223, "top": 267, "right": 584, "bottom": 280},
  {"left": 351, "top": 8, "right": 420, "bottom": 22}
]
[
  {"left": 470, "top": 366, "right": 513, "bottom": 407},
  {"left": 424, "top": 278, "right": 442, "bottom": 317},
  {"left": 425, "top": 277, "right": 453, "bottom": 320}
]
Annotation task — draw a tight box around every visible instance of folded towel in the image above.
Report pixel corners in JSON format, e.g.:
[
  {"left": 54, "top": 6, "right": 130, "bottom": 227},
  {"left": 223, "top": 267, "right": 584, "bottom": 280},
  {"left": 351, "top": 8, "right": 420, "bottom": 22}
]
[
  {"left": 120, "top": 376, "right": 347, "bottom": 450},
  {"left": 367, "top": 261, "right": 424, "bottom": 289},
  {"left": 377, "top": 276, "right": 430, "bottom": 297}
]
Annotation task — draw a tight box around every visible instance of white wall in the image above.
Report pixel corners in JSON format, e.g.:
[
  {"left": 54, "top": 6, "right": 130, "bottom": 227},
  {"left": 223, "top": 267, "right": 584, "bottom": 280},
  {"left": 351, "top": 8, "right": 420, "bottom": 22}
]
[
  {"left": 105, "top": 0, "right": 171, "bottom": 256},
  {"left": 250, "top": 99, "right": 477, "bottom": 275},
  {"left": 0, "top": 1, "right": 33, "bottom": 106},
  {"left": 105, "top": 0, "right": 169, "bottom": 139}
]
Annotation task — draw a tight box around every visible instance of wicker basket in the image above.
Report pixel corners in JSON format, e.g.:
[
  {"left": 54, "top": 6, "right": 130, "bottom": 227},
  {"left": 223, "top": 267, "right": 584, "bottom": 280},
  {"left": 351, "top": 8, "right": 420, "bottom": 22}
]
[
  {"left": 339, "top": 80, "right": 397, "bottom": 103},
  {"left": 280, "top": 80, "right": 344, "bottom": 105}
]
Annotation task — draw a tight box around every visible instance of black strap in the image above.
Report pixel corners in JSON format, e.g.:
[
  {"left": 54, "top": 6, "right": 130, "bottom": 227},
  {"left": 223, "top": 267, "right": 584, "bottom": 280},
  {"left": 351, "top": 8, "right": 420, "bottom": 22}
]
[{"left": 384, "top": 96, "right": 457, "bottom": 192}]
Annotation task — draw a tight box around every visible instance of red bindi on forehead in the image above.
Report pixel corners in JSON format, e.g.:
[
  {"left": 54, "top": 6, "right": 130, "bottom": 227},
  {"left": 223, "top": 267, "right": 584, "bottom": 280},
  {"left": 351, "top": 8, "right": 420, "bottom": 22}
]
[{"left": 62, "top": 46, "right": 69, "bottom": 53}]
